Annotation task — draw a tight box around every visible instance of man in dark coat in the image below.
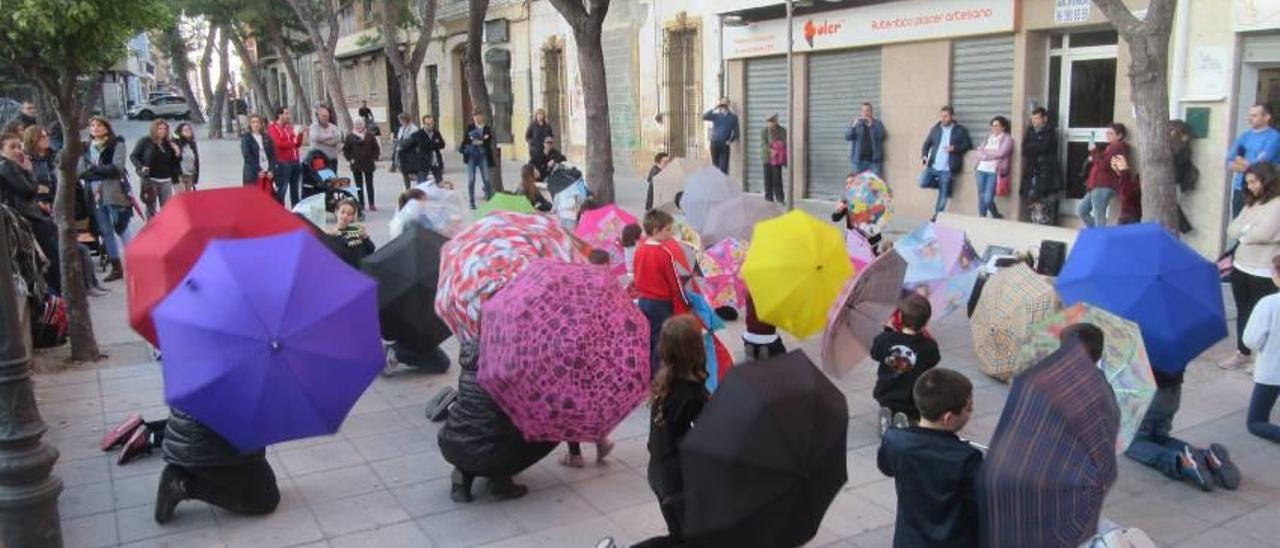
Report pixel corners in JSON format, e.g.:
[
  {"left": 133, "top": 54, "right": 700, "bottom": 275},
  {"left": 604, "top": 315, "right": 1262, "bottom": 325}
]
[
  {"left": 438, "top": 341, "right": 555, "bottom": 502},
  {"left": 703, "top": 97, "right": 740, "bottom": 174},
  {"left": 918, "top": 105, "right": 973, "bottom": 221},
  {"left": 154, "top": 408, "right": 280, "bottom": 524},
  {"left": 1020, "top": 107, "right": 1061, "bottom": 224}
]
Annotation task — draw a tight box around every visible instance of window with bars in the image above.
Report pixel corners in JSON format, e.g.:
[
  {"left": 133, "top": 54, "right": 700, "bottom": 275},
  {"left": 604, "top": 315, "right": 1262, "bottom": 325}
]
[{"left": 664, "top": 25, "right": 701, "bottom": 158}]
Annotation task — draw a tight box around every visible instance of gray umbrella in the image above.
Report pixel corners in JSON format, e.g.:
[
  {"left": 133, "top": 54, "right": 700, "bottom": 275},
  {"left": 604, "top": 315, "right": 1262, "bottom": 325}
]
[
  {"left": 701, "top": 194, "right": 785, "bottom": 246},
  {"left": 681, "top": 167, "right": 741, "bottom": 234}
]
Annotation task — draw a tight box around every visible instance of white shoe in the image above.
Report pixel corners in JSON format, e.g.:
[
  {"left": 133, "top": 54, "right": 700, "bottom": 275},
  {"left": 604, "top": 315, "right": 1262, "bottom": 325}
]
[{"left": 1218, "top": 352, "right": 1251, "bottom": 370}]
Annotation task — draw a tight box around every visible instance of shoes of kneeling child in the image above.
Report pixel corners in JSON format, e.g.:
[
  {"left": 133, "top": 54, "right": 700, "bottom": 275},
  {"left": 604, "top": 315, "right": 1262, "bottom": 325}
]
[
  {"left": 878, "top": 408, "right": 912, "bottom": 437},
  {"left": 1204, "top": 443, "right": 1241, "bottom": 490}
]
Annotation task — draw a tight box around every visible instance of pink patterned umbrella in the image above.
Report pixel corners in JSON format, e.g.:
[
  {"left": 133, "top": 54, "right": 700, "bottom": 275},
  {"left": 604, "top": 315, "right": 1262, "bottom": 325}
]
[
  {"left": 435, "top": 212, "right": 588, "bottom": 342},
  {"left": 477, "top": 260, "right": 650, "bottom": 442},
  {"left": 575, "top": 205, "right": 638, "bottom": 277},
  {"left": 822, "top": 251, "right": 908, "bottom": 377},
  {"left": 701, "top": 238, "right": 750, "bottom": 309},
  {"left": 845, "top": 230, "right": 876, "bottom": 274}
]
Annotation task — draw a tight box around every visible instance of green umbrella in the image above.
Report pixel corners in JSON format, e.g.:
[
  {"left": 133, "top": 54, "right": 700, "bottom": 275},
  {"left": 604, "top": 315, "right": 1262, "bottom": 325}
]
[{"left": 475, "top": 192, "right": 536, "bottom": 218}]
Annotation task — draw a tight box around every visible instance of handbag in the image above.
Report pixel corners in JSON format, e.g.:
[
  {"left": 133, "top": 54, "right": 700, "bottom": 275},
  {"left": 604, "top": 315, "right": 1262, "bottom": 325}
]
[
  {"left": 996, "top": 173, "right": 1011, "bottom": 196},
  {"left": 769, "top": 140, "right": 787, "bottom": 167}
]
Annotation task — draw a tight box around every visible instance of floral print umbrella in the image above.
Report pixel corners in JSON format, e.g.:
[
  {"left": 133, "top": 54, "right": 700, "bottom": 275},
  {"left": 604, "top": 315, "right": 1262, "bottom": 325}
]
[
  {"left": 1013, "top": 302, "right": 1156, "bottom": 453},
  {"left": 477, "top": 260, "right": 649, "bottom": 442},
  {"left": 894, "top": 222, "right": 981, "bottom": 321},
  {"left": 701, "top": 238, "right": 749, "bottom": 309},
  {"left": 575, "top": 204, "right": 638, "bottom": 277},
  {"left": 435, "top": 212, "right": 588, "bottom": 342},
  {"left": 844, "top": 171, "right": 893, "bottom": 236}
]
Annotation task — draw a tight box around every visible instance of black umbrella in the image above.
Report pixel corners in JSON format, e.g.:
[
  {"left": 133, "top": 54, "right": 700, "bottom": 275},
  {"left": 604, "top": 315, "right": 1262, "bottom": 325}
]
[
  {"left": 360, "top": 225, "right": 452, "bottom": 351},
  {"left": 681, "top": 350, "right": 849, "bottom": 548}
]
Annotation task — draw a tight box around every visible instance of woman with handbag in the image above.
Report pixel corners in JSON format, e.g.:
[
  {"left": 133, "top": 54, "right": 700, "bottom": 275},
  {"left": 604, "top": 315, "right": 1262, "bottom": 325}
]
[
  {"left": 760, "top": 114, "right": 787, "bottom": 203},
  {"left": 240, "top": 115, "right": 276, "bottom": 197},
  {"left": 1221, "top": 162, "right": 1280, "bottom": 370},
  {"left": 973, "top": 116, "right": 1013, "bottom": 219}
]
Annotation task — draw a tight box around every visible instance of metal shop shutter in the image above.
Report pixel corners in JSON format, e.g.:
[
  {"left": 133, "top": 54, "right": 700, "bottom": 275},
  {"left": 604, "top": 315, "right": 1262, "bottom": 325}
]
[
  {"left": 807, "top": 48, "right": 881, "bottom": 199},
  {"left": 744, "top": 56, "right": 789, "bottom": 193},
  {"left": 950, "top": 35, "right": 1015, "bottom": 136}
]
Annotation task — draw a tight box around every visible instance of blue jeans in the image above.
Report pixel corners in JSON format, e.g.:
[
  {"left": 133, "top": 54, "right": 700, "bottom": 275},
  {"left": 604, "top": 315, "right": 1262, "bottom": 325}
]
[
  {"left": 975, "top": 171, "right": 1000, "bottom": 218},
  {"left": 853, "top": 160, "right": 882, "bottom": 176},
  {"left": 1124, "top": 385, "right": 1188, "bottom": 479},
  {"left": 1248, "top": 383, "right": 1280, "bottom": 442},
  {"left": 273, "top": 161, "right": 301, "bottom": 206},
  {"left": 637, "top": 298, "right": 674, "bottom": 379},
  {"left": 918, "top": 168, "right": 954, "bottom": 216},
  {"left": 93, "top": 204, "right": 129, "bottom": 260},
  {"left": 1077, "top": 187, "right": 1115, "bottom": 227},
  {"left": 466, "top": 159, "right": 492, "bottom": 207}
]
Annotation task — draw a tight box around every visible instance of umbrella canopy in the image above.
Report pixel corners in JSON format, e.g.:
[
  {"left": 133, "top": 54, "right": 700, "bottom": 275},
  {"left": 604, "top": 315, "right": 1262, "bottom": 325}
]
[
  {"left": 126, "top": 187, "right": 308, "bottom": 345},
  {"left": 360, "top": 225, "right": 453, "bottom": 352},
  {"left": 153, "top": 230, "right": 384, "bottom": 451},
  {"left": 895, "top": 222, "right": 982, "bottom": 321},
  {"left": 743, "top": 211, "right": 853, "bottom": 338},
  {"left": 681, "top": 167, "right": 742, "bottom": 233},
  {"left": 821, "top": 251, "right": 908, "bottom": 377},
  {"left": 846, "top": 230, "right": 876, "bottom": 274},
  {"left": 682, "top": 350, "right": 848, "bottom": 548},
  {"left": 574, "top": 204, "right": 638, "bottom": 276},
  {"left": 971, "top": 263, "right": 1060, "bottom": 380},
  {"left": 1056, "top": 223, "right": 1226, "bottom": 374},
  {"left": 701, "top": 194, "right": 785, "bottom": 246},
  {"left": 701, "top": 238, "right": 750, "bottom": 309},
  {"left": 653, "top": 157, "right": 710, "bottom": 207},
  {"left": 292, "top": 193, "right": 328, "bottom": 227},
  {"left": 475, "top": 192, "right": 537, "bottom": 217},
  {"left": 477, "top": 260, "right": 649, "bottom": 442},
  {"left": 844, "top": 171, "right": 894, "bottom": 236},
  {"left": 413, "top": 182, "right": 470, "bottom": 237},
  {"left": 435, "top": 212, "right": 588, "bottom": 342},
  {"left": 978, "top": 342, "right": 1119, "bottom": 548},
  {"left": 1013, "top": 303, "right": 1157, "bottom": 453}
]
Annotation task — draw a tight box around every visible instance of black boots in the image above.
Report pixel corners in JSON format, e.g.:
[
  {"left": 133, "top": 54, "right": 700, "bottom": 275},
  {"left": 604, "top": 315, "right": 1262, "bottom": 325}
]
[
  {"left": 104, "top": 259, "right": 123, "bottom": 282},
  {"left": 487, "top": 476, "right": 529, "bottom": 500},
  {"left": 154, "top": 466, "right": 188, "bottom": 524},
  {"left": 450, "top": 468, "right": 474, "bottom": 503},
  {"left": 449, "top": 468, "right": 529, "bottom": 502}
]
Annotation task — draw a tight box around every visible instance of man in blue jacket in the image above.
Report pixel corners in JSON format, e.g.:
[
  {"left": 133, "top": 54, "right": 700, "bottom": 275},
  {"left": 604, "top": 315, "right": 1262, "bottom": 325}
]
[
  {"left": 703, "top": 97, "right": 739, "bottom": 174},
  {"left": 846, "top": 102, "right": 887, "bottom": 175},
  {"left": 919, "top": 105, "right": 973, "bottom": 221},
  {"left": 1226, "top": 103, "right": 1280, "bottom": 217}
]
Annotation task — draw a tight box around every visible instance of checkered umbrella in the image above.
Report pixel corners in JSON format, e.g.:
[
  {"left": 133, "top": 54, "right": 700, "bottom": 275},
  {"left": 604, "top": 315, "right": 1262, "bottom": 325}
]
[
  {"left": 435, "top": 212, "right": 588, "bottom": 342},
  {"left": 978, "top": 342, "right": 1119, "bottom": 548},
  {"left": 821, "top": 251, "right": 908, "bottom": 377},
  {"left": 972, "top": 263, "right": 1060, "bottom": 381},
  {"left": 1013, "top": 303, "right": 1157, "bottom": 453}
]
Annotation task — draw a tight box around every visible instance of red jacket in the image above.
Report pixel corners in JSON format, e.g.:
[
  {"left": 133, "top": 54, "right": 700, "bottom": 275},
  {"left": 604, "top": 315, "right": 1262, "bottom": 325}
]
[
  {"left": 1086, "top": 141, "right": 1128, "bottom": 191},
  {"left": 633, "top": 239, "right": 690, "bottom": 314},
  {"left": 268, "top": 122, "right": 303, "bottom": 163},
  {"left": 1117, "top": 170, "right": 1141, "bottom": 224}
]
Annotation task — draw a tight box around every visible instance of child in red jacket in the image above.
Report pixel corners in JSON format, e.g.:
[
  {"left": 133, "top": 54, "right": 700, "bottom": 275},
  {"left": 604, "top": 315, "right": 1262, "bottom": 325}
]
[{"left": 634, "top": 210, "right": 689, "bottom": 378}]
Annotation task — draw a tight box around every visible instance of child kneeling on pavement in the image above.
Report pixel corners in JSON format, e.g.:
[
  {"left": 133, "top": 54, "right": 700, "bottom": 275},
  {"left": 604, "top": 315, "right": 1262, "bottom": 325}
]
[{"left": 871, "top": 294, "right": 940, "bottom": 434}]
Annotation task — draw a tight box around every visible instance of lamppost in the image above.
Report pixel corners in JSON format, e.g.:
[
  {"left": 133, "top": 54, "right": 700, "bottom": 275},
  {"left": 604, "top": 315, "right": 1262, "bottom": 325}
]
[{"left": 0, "top": 225, "right": 63, "bottom": 546}]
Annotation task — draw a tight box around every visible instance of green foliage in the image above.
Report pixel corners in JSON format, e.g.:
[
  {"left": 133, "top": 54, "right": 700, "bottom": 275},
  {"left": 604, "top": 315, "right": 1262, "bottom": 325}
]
[{"left": 0, "top": 0, "right": 173, "bottom": 79}]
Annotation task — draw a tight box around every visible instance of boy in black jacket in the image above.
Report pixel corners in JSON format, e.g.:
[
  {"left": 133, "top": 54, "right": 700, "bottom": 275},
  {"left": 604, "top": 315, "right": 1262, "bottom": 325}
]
[
  {"left": 877, "top": 367, "right": 982, "bottom": 548},
  {"left": 871, "top": 293, "right": 941, "bottom": 434}
]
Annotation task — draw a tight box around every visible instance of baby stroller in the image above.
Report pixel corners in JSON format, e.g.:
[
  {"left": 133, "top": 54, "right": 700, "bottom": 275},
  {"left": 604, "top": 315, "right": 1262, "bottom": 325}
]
[{"left": 301, "top": 149, "right": 363, "bottom": 219}]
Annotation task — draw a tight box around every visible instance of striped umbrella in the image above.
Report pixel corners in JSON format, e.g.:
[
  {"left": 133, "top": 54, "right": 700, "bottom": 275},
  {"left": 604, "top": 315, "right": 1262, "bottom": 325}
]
[
  {"left": 971, "top": 263, "right": 1060, "bottom": 381},
  {"left": 978, "top": 342, "right": 1119, "bottom": 548}
]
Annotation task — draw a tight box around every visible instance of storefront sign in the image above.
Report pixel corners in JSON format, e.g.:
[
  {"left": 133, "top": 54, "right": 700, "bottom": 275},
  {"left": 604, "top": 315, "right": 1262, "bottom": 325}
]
[
  {"left": 1234, "top": 0, "right": 1280, "bottom": 32},
  {"left": 1054, "top": 0, "right": 1092, "bottom": 24},
  {"left": 1185, "top": 46, "right": 1230, "bottom": 100},
  {"left": 725, "top": 0, "right": 1015, "bottom": 59}
]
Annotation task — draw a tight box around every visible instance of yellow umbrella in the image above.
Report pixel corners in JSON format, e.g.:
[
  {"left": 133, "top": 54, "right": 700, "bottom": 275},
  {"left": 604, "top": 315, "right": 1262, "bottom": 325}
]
[{"left": 743, "top": 211, "right": 853, "bottom": 338}]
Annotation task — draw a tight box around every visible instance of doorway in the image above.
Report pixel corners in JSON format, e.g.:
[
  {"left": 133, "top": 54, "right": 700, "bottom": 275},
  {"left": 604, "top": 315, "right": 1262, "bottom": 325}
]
[
  {"left": 1047, "top": 30, "right": 1118, "bottom": 202},
  {"left": 664, "top": 24, "right": 701, "bottom": 159},
  {"left": 542, "top": 45, "right": 566, "bottom": 148}
]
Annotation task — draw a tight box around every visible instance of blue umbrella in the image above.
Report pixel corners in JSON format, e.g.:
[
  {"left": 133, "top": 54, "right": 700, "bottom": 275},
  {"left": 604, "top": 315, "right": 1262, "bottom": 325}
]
[
  {"left": 1055, "top": 223, "right": 1226, "bottom": 374},
  {"left": 153, "top": 229, "right": 385, "bottom": 451}
]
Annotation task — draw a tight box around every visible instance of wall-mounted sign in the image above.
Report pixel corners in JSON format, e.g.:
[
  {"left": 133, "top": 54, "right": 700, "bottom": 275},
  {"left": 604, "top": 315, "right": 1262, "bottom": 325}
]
[
  {"left": 1055, "top": 0, "right": 1092, "bottom": 24},
  {"left": 724, "top": 0, "right": 1016, "bottom": 59},
  {"left": 1234, "top": 0, "right": 1280, "bottom": 32}
]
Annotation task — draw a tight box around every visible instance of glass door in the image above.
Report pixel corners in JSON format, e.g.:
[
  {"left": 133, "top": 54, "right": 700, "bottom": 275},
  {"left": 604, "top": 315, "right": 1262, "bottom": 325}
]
[{"left": 1047, "top": 32, "right": 1119, "bottom": 206}]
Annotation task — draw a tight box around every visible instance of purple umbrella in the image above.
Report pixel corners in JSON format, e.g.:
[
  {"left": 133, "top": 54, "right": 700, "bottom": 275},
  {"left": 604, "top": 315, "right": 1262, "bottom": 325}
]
[{"left": 152, "top": 229, "right": 384, "bottom": 451}]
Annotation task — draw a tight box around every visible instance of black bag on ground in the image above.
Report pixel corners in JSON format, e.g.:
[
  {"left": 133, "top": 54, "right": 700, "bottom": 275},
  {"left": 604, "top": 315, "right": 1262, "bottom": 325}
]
[
  {"left": 546, "top": 166, "right": 582, "bottom": 197},
  {"left": 1037, "top": 240, "right": 1067, "bottom": 276}
]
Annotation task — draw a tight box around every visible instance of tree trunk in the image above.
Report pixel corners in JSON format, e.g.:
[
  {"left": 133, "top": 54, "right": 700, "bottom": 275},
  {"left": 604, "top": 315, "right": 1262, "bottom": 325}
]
[
  {"left": 227, "top": 29, "right": 276, "bottom": 119},
  {"left": 164, "top": 26, "right": 205, "bottom": 123},
  {"left": 198, "top": 24, "right": 216, "bottom": 111},
  {"left": 286, "top": 0, "right": 353, "bottom": 130},
  {"left": 465, "top": 0, "right": 503, "bottom": 191},
  {"left": 206, "top": 28, "right": 230, "bottom": 140},
  {"left": 49, "top": 85, "right": 100, "bottom": 362},
  {"left": 572, "top": 25, "right": 615, "bottom": 204},
  {"left": 1092, "top": 0, "right": 1178, "bottom": 233},
  {"left": 266, "top": 25, "right": 312, "bottom": 122},
  {"left": 379, "top": 0, "right": 438, "bottom": 122},
  {"left": 548, "top": 0, "right": 614, "bottom": 203}
]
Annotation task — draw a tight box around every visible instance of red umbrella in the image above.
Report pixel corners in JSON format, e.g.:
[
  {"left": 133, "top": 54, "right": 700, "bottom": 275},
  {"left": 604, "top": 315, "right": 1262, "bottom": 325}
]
[{"left": 125, "top": 187, "right": 307, "bottom": 345}]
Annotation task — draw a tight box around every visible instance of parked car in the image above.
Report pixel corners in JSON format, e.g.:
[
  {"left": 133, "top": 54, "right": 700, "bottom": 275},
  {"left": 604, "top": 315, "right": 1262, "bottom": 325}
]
[
  {"left": 148, "top": 91, "right": 177, "bottom": 103},
  {"left": 128, "top": 96, "right": 190, "bottom": 120}
]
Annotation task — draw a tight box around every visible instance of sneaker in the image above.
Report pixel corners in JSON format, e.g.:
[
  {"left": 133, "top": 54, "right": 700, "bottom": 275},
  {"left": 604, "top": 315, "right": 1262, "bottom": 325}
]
[
  {"left": 153, "top": 466, "right": 187, "bottom": 524},
  {"left": 101, "top": 414, "right": 143, "bottom": 451},
  {"left": 1176, "top": 447, "right": 1213, "bottom": 492},
  {"left": 487, "top": 477, "right": 529, "bottom": 500},
  {"left": 1205, "top": 443, "right": 1241, "bottom": 490},
  {"left": 892, "top": 412, "right": 911, "bottom": 430},
  {"left": 117, "top": 426, "right": 152, "bottom": 465},
  {"left": 1218, "top": 352, "right": 1251, "bottom": 370},
  {"left": 559, "top": 453, "right": 586, "bottom": 468},
  {"left": 381, "top": 347, "right": 398, "bottom": 377},
  {"left": 878, "top": 407, "right": 892, "bottom": 437}
]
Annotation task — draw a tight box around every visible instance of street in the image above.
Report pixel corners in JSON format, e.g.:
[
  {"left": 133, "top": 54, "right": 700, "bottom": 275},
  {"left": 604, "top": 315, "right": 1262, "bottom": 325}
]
[{"left": 29, "top": 121, "right": 1280, "bottom": 548}]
